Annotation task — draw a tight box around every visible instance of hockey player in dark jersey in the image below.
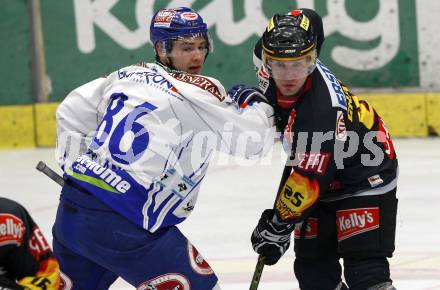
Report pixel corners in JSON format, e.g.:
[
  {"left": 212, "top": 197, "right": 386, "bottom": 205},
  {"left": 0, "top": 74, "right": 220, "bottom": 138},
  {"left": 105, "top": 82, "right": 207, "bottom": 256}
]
[
  {"left": 0, "top": 198, "right": 60, "bottom": 290},
  {"left": 243, "top": 9, "right": 398, "bottom": 290}
]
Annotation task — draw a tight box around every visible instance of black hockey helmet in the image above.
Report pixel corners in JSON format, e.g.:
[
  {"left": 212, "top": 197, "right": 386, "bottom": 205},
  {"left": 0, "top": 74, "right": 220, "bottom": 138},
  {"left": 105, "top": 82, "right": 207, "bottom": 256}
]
[
  {"left": 262, "top": 12, "right": 316, "bottom": 60},
  {"left": 262, "top": 12, "right": 317, "bottom": 80}
]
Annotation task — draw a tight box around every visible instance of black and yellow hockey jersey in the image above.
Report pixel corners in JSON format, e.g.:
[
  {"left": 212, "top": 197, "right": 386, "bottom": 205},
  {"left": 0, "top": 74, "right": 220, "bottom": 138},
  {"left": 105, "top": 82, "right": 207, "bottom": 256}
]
[
  {"left": 0, "top": 198, "right": 60, "bottom": 290},
  {"left": 255, "top": 58, "right": 398, "bottom": 223}
]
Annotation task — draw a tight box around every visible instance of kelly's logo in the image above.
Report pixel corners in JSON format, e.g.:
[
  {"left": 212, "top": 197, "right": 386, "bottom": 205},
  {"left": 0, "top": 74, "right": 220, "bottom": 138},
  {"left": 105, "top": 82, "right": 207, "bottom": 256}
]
[
  {"left": 0, "top": 214, "right": 25, "bottom": 246},
  {"left": 336, "top": 207, "right": 379, "bottom": 241}
]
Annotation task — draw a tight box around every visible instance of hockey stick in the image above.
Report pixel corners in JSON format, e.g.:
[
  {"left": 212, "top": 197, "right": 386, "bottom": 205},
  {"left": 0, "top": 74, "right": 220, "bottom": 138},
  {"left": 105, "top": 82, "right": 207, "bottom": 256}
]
[
  {"left": 249, "top": 157, "right": 293, "bottom": 290},
  {"left": 36, "top": 161, "right": 65, "bottom": 187}
]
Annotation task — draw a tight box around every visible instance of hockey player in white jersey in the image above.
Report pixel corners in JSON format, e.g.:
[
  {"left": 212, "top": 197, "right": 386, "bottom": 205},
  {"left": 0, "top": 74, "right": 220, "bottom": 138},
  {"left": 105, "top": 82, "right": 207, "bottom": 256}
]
[{"left": 53, "top": 7, "right": 274, "bottom": 290}]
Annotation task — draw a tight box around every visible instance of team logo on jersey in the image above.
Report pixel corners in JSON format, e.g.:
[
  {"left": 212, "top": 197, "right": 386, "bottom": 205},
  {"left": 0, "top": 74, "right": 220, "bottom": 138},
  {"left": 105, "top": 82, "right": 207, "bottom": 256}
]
[
  {"left": 336, "top": 207, "right": 379, "bottom": 241},
  {"left": 173, "top": 73, "right": 224, "bottom": 101},
  {"left": 276, "top": 172, "right": 320, "bottom": 221},
  {"left": 257, "top": 66, "right": 270, "bottom": 93},
  {"left": 70, "top": 155, "right": 132, "bottom": 194},
  {"left": 335, "top": 111, "right": 347, "bottom": 141},
  {"left": 117, "top": 70, "right": 174, "bottom": 91},
  {"left": 137, "top": 274, "right": 190, "bottom": 290},
  {"left": 293, "top": 152, "right": 330, "bottom": 175},
  {"left": 294, "top": 218, "right": 318, "bottom": 239},
  {"left": 187, "top": 242, "right": 214, "bottom": 275},
  {"left": 316, "top": 60, "right": 347, "bottom": 110},
  {"left": 0, "top": 214, "right": 25, "bottom": 246},
  {"left": 28, "top": 226, "right": 51, "bottom": 260}
]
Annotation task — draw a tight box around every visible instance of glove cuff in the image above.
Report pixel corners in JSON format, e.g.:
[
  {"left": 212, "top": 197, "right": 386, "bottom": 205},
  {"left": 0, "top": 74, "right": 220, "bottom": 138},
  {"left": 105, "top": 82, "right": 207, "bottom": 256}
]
[{"left": 262, "top": 209, "right": 295, "bottom": 234}]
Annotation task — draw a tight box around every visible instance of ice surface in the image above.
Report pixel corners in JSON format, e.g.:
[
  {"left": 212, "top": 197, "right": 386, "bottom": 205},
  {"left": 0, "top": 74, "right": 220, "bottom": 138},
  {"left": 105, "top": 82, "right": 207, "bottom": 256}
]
[{"left": 1, "top": 138, "right": 439, "bottom": 289}]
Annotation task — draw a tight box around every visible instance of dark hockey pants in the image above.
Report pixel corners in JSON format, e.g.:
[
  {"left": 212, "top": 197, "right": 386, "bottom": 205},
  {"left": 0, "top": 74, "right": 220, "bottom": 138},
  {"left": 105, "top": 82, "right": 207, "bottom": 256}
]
[{"left": 293, "top": 189, "right": 398, "bottom": 289}]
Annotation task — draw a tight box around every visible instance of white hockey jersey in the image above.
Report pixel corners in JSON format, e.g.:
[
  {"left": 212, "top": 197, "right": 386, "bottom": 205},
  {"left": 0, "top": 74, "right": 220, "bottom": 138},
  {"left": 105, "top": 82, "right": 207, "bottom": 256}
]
[{"left": 56, "top": 63, "right": 274, "bottom": 232}]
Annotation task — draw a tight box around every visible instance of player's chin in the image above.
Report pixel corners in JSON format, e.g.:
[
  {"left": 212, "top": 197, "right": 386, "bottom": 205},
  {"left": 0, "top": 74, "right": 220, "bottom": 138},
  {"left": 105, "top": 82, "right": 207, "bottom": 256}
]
[
  {"left": 279, "top": 85, "right": 300, "bottom": 96},
  {"left": 188, "top": 66, "right": 203, "bottom": 74}
]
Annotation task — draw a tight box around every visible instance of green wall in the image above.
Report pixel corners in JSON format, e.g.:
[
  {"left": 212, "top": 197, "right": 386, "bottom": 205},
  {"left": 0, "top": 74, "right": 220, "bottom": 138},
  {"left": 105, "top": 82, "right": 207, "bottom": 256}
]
[
  {"left": 0, "top": 0, "right": 32, "bottom": 104},
  {"left": 0, "top": 0, "right": 434, "bottom": 105}
]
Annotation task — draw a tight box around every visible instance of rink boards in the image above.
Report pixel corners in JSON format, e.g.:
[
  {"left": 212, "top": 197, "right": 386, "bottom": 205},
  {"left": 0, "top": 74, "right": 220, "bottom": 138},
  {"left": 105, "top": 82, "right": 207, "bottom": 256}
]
[{"left": 1, "top": 92, "right": 440, "bottom": 148}]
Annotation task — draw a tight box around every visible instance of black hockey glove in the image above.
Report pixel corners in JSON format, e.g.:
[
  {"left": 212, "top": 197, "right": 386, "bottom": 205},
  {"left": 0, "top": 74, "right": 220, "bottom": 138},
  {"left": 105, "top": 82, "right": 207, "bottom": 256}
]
[
  {"left": 251, "top": 209, "right": 295, "bottom": 265},
  {"left": 228, "top": 84, "right": 268, "bottom": 109},
  {"left": 0, "top": 276, "right": 23, "bottom": 290}
]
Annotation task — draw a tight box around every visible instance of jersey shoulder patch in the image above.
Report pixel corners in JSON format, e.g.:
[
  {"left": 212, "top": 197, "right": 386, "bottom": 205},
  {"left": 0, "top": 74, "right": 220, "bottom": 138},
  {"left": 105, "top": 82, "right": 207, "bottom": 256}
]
[
  {"left": 172, "top": 73, "right": 225, "bottom": 101},
  {"left": 315, "top": 60, "right": 347, "bottom": 111}
]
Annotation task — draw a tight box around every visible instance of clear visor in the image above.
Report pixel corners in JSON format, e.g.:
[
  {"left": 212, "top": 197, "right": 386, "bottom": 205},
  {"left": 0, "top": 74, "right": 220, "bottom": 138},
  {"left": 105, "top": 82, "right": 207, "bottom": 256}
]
[
  {"left": 263, "top": 49, "right": 317, "bottom": 80},
  {"left": 161, "top": 33, "right": 214, "bottom": 58}
]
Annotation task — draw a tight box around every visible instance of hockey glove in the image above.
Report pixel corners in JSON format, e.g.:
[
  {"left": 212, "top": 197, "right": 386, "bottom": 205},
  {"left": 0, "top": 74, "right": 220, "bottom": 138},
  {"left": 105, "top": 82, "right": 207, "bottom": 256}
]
[
  {"left": 251, "top": 209, "right": 294, "bottom": 265},
  {"left": 228, "top": 84, "right": 268, "bottom": 109},
  {"left": 0, "top": 276, "right": 23, "bottom": 290}
]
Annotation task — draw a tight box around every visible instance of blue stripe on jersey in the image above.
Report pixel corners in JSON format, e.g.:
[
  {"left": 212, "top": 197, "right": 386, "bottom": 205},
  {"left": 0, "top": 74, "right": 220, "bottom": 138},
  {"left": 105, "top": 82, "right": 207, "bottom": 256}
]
[
  {"left": 146, "top": 185, "right": 169, "bottom": 230},
  {"left": 177, "top": 147, "right": 185, "bottom": 160},
  {"left": 166, "top": 205, "right": 186, "bottom": 226},
  {"left": 190, "top": 151, "right": 212, "bottom": 178},
  {"left": 182, "top": 175, "right": 196, "bottom": 187},
  {"left": 141, "top": 183, "right": 155, "bottom": 229},
  {"left": 189, "top": 175, "right": 205, "bottom": 195},
  {"left": 159, "top": 174, "right": 206, "bottom": 228}
]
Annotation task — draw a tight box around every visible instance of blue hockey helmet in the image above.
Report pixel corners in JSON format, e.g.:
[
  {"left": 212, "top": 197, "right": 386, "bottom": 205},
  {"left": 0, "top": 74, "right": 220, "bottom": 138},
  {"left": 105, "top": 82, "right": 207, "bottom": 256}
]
[{"left": 150, "top": 7, "right": 213, "bottom": 55}]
